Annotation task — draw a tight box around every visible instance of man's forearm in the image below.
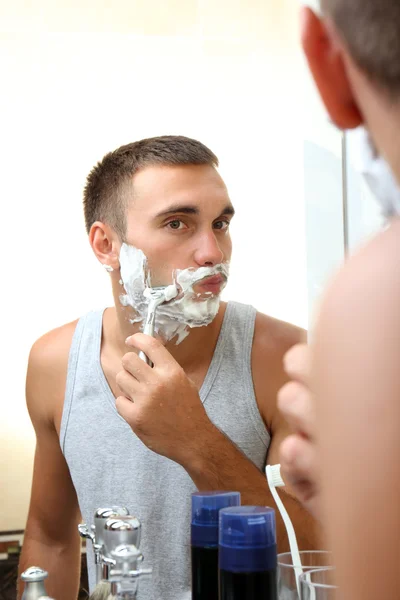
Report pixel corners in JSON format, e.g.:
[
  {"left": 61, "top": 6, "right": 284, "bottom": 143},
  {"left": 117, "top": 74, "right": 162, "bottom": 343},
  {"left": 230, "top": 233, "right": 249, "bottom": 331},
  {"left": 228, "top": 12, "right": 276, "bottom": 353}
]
[
  {"left": 18, "top": 529, "right": 81, "bottom": 600},
  {"left": 183, "top": 425, "right": 321, "bottom": 552}
]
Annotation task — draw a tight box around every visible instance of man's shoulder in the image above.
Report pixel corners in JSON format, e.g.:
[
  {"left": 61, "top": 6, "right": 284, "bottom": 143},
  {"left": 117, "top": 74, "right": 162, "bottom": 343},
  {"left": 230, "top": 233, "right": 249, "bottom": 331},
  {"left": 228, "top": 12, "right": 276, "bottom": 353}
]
[
  {"left": 251, "top": 312, "right": 306, "bottom": 426},
  {"left": 315, "top": 219, "right": 400, "bottom": 357},
  {"left": 27, "top": 320, "right": 80, "bottom": 405},
  {"left": 253, "top": 311, "right": 306, "bottom": 362},
  {"left": 26, "top": 318, "right": 81, "bottom": 429},
  {"left": 29, "top": 319, "right": 80, "bottom": 372},
  {"left": 321, "top": 218, "right": 400, "bottom": 321}
]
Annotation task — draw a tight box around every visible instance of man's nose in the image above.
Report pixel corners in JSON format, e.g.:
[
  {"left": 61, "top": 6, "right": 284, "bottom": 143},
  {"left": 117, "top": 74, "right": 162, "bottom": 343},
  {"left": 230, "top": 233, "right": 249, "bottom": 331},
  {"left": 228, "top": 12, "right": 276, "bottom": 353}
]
[{"left": 193, "top": 230, "right": 224, "bottom": 266}]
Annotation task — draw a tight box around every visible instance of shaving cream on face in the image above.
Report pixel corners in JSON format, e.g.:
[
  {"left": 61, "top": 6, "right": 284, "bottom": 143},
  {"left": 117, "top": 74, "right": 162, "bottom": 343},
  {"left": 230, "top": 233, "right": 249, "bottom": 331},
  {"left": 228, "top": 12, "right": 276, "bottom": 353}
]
[
  {"left": 102, "top": 264, "right": 114, "bottom": 272},
  {"left": 155, "top": 263, "right": 229, "bottom": 343},
  {"left": 119, "top": 244, "right": 150, "bottom": 323},
  {"left": 118, "top": 243, "right": 229, "bottom": 343}
]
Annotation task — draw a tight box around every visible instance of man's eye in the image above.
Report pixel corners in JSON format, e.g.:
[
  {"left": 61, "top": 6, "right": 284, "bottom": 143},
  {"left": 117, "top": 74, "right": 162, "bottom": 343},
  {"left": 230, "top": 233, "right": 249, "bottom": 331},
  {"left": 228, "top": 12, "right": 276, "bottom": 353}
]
[
  {"left": 167, "top": 220, "right": 184, "bottom": 230},
  {"left": 214, "top": 220, "right": 230, "bottom": 230}
]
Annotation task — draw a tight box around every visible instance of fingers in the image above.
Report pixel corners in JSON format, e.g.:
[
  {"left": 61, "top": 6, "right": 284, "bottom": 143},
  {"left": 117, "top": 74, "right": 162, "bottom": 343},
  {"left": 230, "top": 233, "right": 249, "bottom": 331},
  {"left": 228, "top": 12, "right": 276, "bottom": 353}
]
[
  {"left": 279, "top": 343, "right": 319, "bottom": 517},
  {"left": 115, "top": 368, "right": 141, "bottom": 401},
  {"left": 121, "top": 351, "right": 152, "bottom": 381},
  {"left": 280, "top": 433, "right": 319, "bottom": 515},
  {"left": 116, "top": 395, "right": 137, "bottom": 422},
  {"left": 278, "top": 380, "right": 315, "bottom": 438},
  {"left": 126, "top": 333, "right": 175, "bottom": 369},
  {"left": 280, "top": 434, "right": 316, "bottom": 483},
  {"left": 283, "top": 343, "right": 311, "bottom": 385}
]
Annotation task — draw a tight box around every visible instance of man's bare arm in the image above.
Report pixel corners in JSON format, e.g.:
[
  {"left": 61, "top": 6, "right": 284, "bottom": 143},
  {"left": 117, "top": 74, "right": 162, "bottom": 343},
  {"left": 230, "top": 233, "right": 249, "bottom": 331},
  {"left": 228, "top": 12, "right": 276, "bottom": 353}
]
[
  {"left": 118, "top": 314, "right": 321, "bottom": 553},
  {"left": 184, "top": 315, "right": 321, "bottom": 552},
  {"left": 19, "top": 327, "right": 82, "bottom": 600},
  {"left": 313, "top": 222, "right": 400, "bottom": 600},
  {"left": 183, "top": 421, "right": 319, "bottom": 552}
]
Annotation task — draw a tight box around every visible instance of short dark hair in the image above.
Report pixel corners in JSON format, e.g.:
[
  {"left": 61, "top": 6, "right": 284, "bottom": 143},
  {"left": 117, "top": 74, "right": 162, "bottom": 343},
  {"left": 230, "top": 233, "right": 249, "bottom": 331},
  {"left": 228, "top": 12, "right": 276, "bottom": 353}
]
[
  {"left": 83, "top": 135, "right": 219, "bottom": 237},
  {"left": 321, "top": 0, "right": 400, "bottom": 97}
]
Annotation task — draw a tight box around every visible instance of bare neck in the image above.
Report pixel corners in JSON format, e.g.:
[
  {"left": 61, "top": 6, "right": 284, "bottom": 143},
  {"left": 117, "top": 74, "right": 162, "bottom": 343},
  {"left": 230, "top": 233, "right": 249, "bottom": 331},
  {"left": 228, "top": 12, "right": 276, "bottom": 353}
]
[
  {"left": 370, "top": 107, "right": 400, "bottom": 184},
  {"left": 349, "top": 64, "right": 400, "bottom": 182}
]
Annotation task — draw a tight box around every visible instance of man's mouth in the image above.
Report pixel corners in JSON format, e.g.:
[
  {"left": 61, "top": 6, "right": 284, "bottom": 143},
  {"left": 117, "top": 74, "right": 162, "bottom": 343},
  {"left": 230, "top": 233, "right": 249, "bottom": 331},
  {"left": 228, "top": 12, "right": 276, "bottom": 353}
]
[{"left": 196, "top": 274, "right": 225, "bottom": 294}]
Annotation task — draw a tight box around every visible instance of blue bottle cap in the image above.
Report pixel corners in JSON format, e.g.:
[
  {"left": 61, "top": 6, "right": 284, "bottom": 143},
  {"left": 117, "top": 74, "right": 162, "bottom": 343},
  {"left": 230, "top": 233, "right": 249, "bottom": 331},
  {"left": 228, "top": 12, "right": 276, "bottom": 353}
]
[
  {"left": 219, "top": 506, "right": 277, "bottom": 573},
  {"left": 191, "top": 491, "right": 241, "bottom": 548}
]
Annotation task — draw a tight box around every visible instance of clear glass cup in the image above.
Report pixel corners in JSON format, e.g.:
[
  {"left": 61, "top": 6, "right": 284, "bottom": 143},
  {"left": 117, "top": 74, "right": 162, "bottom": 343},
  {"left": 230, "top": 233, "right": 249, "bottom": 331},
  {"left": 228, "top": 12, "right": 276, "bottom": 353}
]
[
  {"left": 278, "top": 551, "right": 333, "bottom": 600},
  {"left": 299, "top": 567, "right": 338, "bottom": 599}
]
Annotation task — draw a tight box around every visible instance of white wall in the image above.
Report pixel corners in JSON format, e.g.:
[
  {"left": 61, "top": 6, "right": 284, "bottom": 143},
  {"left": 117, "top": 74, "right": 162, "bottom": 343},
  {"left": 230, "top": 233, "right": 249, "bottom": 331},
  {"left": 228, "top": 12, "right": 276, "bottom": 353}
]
[{"left": 0, "top": 0, "right": 307, "bottom": 530}]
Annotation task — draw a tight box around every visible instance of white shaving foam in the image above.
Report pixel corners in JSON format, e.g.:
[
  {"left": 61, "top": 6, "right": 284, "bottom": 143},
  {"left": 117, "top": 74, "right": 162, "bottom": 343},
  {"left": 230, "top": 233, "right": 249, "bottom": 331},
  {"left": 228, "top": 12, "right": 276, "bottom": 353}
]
[
  {"left": 102, "top": 264, "right": 114, "bottom": 272},
  {"left": 119, "top": 244, "right": 149, "bottom": 323},
  {"left": 119, "top": 243, "right": 229, "bottom": 344}
]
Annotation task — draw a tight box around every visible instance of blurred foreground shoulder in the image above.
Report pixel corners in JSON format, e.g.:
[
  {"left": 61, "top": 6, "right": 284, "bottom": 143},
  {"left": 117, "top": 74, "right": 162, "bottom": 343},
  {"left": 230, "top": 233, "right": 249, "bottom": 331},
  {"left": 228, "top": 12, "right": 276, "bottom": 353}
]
[{"left": 317, "top": 218, "right": 400, "bottom": 333}]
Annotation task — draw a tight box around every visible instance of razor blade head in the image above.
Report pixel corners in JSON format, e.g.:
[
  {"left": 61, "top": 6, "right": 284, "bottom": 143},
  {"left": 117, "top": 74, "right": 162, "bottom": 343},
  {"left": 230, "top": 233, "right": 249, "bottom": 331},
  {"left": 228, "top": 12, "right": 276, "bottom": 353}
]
[
  {"left": 145, "top": 286, "right": 167, "bottom": 298},
  {"left": 144, "top": 284, "right": 178, "bottom": 304}
]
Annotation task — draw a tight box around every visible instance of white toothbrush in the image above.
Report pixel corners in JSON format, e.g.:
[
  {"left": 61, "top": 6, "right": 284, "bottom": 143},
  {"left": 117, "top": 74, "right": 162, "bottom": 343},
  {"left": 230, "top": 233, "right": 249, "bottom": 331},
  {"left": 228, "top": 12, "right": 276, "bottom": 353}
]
[{"left": 266, "top": 464, "right": 304, "bottom": 598}]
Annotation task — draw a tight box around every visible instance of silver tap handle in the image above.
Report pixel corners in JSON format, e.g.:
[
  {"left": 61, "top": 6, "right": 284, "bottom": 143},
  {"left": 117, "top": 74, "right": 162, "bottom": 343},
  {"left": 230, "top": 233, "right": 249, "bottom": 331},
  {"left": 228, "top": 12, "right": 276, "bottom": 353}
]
[
  {"left": 21, "top": 567, "right": 49, "bottom": 582},
  {"left": 110, "top": 568, "right": 152, "bottom": 579},
  {"left": 94, "top": 506, "right": 130, "bottom": 520},
  {"left": 111, "top": 544, "right": 142, "bottom": 563},
  {"left": 78, "top": 524, "right": 95, "bottom": 543},
  {"left": 103, "top": 516, "right": 141, "bottom": 559},
  {"left": 21, "top": 567, "right": 49, "bottom": 600},
  {"left": 93, "top": 506, "right": 130, "bottom": 546},
  {"left": 130, "top": 568, "right": 152, "bottom": 579},
  {"left": 137, "top": 568, "right": 152, "bottom": 578},
  {"left": 109, "top": 544, "right": 151, "bottom": 580}
]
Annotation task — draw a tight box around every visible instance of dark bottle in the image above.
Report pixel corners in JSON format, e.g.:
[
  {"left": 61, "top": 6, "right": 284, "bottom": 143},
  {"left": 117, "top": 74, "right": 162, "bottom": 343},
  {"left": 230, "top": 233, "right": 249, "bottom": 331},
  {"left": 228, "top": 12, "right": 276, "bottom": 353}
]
[
  {"left": 191, "top": 491, "right": 240, "bottom": 600},
  {"left": 219, "top": 506, "right": 278, "bottom": 600}
]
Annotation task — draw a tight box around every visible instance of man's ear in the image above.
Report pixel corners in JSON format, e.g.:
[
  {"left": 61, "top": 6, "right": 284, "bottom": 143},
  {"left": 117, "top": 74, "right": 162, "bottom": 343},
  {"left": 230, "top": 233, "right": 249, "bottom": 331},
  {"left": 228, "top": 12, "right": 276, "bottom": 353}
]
[
  {"left": 89, "top": 221, "right": 121, "bottom": 271},
  {"left": 300, "top": 6, "right": 363, "bottom": 130}
]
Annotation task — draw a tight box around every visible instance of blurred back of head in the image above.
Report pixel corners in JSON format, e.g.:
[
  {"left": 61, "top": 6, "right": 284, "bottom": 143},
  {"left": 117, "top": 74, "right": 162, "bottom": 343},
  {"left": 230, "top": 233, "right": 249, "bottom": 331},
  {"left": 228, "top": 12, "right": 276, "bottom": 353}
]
[{"left": 321, "top": 0, "right": 400, "bottom": 98}]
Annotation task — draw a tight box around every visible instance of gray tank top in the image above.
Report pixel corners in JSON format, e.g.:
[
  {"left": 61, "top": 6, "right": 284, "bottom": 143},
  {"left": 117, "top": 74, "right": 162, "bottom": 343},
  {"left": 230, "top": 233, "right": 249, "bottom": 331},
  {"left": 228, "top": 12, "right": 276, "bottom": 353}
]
[{"left": 60, "top": 301, "right": 270, "bottom": 600}]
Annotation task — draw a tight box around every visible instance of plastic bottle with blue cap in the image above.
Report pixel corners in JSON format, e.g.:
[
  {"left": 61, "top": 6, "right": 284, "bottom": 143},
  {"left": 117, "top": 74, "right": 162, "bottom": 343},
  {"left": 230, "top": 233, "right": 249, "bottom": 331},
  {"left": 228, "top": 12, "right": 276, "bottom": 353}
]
[
  {"left": 191, "top": 491, "right": 240, "bottom": 600},
  {"left": 219, "top": 506, "right": 278, "bottom": 600}
]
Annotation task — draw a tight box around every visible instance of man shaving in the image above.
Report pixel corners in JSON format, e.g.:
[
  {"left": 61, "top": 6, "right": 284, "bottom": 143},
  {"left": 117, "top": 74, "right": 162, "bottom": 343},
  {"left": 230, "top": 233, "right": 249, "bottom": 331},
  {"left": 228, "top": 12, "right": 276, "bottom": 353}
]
[
  {"left": 277, "top": 3, "right": 400, "bottom": 600},
  {"left": 19, "top": 136, "right": 318, "bottom": 600}
]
